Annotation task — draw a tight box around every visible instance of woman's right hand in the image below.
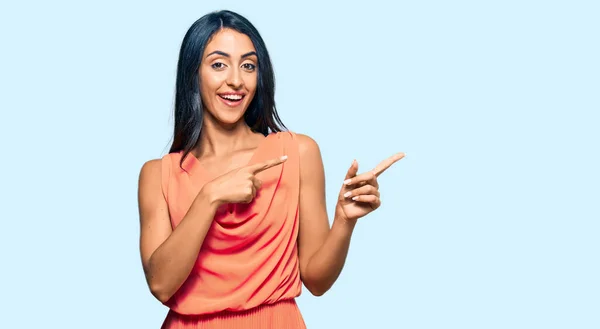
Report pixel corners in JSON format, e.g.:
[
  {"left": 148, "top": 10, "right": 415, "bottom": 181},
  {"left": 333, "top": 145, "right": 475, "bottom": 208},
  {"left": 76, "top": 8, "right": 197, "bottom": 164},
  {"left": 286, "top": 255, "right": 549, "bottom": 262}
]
[{"left": 203, "top": 155, "right": 288, "bottom": 206}]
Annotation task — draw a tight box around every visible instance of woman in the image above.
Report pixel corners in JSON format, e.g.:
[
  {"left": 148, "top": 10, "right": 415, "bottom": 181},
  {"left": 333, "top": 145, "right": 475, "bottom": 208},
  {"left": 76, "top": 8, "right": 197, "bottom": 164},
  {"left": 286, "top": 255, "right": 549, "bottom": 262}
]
[{"left": 137, "top": 10, "right": 404, "bottom": 328}]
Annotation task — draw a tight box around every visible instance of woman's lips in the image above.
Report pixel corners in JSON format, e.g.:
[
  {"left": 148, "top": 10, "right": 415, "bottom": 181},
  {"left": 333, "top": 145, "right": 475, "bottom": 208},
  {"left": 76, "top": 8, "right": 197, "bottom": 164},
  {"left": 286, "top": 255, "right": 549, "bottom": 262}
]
[{"left": 218, "top": 94, "right": 244, "bottom": 107}]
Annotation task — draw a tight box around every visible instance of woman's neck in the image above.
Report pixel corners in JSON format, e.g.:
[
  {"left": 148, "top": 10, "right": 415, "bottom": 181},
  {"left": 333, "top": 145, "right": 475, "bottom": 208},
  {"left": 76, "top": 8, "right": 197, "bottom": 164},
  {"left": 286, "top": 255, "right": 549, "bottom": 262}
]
[{"left": 194, "top": 116, "right": 260, "bottom": 159}]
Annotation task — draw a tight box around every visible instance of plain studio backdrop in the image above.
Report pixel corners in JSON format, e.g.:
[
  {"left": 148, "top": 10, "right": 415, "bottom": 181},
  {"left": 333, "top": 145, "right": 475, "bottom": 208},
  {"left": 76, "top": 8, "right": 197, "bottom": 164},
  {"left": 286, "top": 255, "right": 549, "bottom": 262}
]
[{"left": 0, "top": 1, "right": 598, "bottom": 328}]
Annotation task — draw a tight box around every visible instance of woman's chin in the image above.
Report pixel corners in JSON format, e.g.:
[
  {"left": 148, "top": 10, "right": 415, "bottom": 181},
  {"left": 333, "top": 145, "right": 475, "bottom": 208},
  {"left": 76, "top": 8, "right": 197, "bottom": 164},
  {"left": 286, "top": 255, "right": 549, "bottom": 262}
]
[
  {"left": 204, "top": 104, "right": 248, "bottom": 126},
  {"left": 215, "top": 111, "right": 245, "bottom": 126}
]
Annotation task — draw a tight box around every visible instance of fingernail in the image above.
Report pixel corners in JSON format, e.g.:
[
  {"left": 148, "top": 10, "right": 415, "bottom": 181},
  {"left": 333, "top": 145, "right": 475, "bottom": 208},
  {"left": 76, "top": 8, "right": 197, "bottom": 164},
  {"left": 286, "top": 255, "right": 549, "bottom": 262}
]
[
  {"left": 280, "top": 155, "right": 288, "bottom": 161},
  {"left": 343, "top": 191, "right": 351, "bottom": 198},
  {"left": 343, "top": 179, "right": 351, "bottom": 185},
  {"left": 352, "top": 196, "right": 359, "bottom": 201}
]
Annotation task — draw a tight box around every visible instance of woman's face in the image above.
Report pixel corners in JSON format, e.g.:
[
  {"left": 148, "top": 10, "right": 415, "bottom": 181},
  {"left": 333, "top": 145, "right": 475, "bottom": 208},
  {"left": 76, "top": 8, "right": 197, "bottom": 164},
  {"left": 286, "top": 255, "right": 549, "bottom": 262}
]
[{"left": 199, "top": 28, "right": 258, "bottom": 126}]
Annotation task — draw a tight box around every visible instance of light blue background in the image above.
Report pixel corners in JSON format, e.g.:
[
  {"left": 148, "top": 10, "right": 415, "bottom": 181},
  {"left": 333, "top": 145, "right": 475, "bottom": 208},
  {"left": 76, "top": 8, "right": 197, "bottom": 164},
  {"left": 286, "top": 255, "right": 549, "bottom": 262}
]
[{"left": 1, "top": 0, "right": 598, "bottom": 328}]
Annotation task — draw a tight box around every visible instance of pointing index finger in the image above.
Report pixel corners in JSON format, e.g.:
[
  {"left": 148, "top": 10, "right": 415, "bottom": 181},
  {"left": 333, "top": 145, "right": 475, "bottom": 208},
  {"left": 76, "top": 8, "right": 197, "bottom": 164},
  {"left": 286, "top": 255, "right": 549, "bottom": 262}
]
[
  {"left": 248, "top": 155, "right": 288, "bottom": 174},
  {"left": 372, "top": 152, "right": 405, "bottom": 177}
]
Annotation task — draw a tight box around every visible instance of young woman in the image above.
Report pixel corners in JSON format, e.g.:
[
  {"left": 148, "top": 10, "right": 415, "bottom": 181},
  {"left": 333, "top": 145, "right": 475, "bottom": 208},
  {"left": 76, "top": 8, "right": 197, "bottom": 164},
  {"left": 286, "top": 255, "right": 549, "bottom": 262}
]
[{"left": 137, "top": 10, "right": 404, "bottom": 328}]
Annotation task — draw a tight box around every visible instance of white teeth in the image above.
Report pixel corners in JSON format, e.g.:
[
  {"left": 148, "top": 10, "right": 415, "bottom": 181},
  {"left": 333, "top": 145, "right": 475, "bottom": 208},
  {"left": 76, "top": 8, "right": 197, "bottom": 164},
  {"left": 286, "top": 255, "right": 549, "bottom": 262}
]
[{"left": 221, "top": 94, "right": 242, "bottom": 101}]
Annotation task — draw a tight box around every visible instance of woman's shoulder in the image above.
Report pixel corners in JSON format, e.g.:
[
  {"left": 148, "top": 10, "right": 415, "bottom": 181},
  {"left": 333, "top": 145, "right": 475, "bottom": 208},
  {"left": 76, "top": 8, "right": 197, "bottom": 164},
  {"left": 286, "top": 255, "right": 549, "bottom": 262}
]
[
  {"left": 139, "top": 152, "right": 180, "bottom": 171},
  {"left": 139, "top": 158, "right": 161, "bottom": 180},
  {"left": 277, "top": 130, "right": 322, "bottom": 163},
  {"left": 138, "top": 152, "right": 183, "bottom": 184},
  {"left": 285, "top": 131, "right": 320, "bottom": 155}
]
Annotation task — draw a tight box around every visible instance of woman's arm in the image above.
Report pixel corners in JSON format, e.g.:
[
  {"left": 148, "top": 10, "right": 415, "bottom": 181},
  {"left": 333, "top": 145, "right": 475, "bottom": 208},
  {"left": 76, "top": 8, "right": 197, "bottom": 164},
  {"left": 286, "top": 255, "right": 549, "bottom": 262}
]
[
  {"left": 137, "top": 159, "right": 217, "bottom": 303},
  {"left": 296, "top": 134, "right": 357, "bottom": 296},
  {"left": 297, "top": 134, "right": 404, "bottom": 296}
]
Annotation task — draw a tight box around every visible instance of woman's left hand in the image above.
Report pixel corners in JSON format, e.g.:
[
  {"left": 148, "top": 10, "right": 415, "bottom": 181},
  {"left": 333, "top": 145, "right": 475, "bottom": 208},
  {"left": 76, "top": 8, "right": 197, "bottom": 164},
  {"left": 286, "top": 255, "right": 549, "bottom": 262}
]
[{"left": 335, "top": 152, "right": 405, "bottom": 222}]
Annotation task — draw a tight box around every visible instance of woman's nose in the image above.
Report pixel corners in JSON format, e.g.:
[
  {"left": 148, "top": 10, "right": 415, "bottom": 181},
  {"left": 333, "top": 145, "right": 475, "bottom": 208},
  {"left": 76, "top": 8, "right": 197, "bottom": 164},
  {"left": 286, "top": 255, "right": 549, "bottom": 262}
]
[{"left": 227, "top": 68, "right": 243, "bottom": 89}]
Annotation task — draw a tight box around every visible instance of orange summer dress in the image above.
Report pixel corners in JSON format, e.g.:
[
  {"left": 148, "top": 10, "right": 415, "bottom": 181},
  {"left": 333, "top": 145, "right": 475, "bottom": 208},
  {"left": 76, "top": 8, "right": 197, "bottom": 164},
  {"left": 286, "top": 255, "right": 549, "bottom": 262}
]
[{"left": 159, "top": 131, "right": 307, "bottom": 328}]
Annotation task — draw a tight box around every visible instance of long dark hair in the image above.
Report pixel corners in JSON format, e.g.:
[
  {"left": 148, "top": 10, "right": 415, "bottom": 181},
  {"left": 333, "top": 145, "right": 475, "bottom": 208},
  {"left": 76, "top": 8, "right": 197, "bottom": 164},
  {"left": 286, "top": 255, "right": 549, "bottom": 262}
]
[{"left": 169, "top": 10, "right": 286, "bottom": 164}]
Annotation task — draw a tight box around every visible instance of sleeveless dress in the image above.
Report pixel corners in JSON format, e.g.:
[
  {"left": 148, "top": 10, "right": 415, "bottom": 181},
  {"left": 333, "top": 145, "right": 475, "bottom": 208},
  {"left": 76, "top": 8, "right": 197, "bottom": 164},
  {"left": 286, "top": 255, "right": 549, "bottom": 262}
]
[{"left": 159, "top": 131, "right": 307, "bottom": 329}]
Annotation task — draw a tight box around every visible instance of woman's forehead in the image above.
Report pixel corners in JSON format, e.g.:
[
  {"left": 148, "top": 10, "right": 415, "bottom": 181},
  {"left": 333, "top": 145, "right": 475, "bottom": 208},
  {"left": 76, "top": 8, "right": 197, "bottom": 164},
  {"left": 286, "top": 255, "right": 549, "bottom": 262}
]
[{"left": 204, "top": 29, "right": 256, "bottom": 56}]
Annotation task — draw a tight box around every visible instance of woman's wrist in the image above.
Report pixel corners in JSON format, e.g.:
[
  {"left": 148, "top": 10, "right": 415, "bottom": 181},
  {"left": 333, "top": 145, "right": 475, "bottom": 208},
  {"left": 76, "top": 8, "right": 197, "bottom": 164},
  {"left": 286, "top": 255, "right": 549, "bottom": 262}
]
[
  {"left": 197, "top": 183, "right": 222, "bottom": 211},
  {"left": 333, "top": 206, "right": 358, "bottom": 233}
]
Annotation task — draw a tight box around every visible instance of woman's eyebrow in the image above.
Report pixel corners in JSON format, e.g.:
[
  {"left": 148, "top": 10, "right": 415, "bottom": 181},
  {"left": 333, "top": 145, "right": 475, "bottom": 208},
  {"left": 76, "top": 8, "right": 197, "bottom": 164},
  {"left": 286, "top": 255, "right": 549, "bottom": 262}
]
[
  {"left": 241, "top": 51, "right": 257, "bottom": 58},
  {"left": 206, "top": 50, "right": 257, "bottom": 58}
]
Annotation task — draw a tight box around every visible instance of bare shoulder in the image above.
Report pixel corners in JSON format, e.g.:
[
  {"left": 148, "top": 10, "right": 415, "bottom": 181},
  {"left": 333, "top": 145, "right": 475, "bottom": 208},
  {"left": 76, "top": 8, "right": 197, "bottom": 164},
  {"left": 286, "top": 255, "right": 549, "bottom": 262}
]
[
  {"left": 295, "top": 133, "right": 321, "bottom": 158},
  {"left": 295, "top": 133, "right": 325, "bottom": 182},
  {"left": 137, "top": 157, "right": 171, "bottom": 228},
  {"left": 139, "top": 158, "right": 162, "bottom": 184}
]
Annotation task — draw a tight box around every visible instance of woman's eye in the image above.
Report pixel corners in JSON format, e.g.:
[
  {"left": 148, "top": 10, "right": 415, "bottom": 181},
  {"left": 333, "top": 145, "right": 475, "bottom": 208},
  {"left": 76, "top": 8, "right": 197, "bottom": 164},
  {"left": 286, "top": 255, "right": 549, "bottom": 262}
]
[
  {"left": 242, "top": 63, "right": 256, "bottom": 71},
  {"left": 211, "top": 62, "right": 226, "bottom": 69}
]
